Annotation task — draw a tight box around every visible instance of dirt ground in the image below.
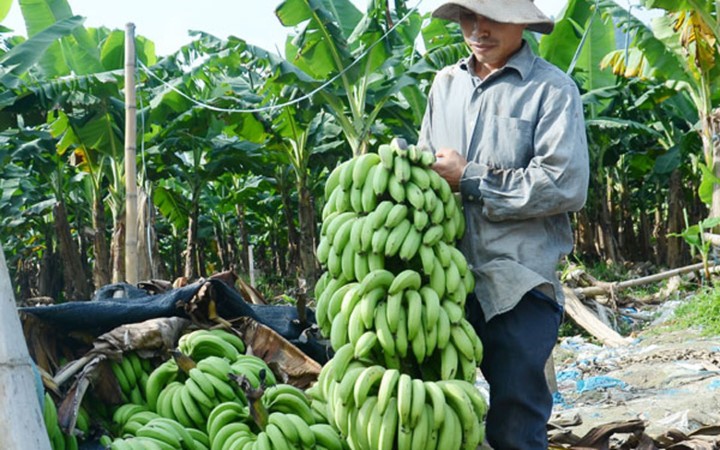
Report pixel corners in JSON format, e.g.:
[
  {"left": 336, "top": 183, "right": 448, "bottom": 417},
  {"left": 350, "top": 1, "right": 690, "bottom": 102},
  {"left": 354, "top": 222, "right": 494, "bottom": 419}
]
[{"left": 548, "top": 327, "right": 720, "bottom": 444}]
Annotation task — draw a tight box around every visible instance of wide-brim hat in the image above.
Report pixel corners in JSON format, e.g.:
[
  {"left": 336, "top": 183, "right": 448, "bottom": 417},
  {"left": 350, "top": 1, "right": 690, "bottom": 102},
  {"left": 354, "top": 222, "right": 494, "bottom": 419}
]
[{"left": 432, "top": 0, "right": 555, "bottom": 34}]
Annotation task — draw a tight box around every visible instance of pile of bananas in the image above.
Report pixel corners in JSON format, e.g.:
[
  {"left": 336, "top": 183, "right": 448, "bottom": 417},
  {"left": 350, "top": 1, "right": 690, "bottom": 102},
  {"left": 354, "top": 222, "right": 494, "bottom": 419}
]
[
  {"left": 201, "top": 386, "right": 343, "bottom": 450},
  {"left": 311, "top": 141, "right": 488, "bottom": 450},
  {"left": 81, "top": 327, "right": 344, "bottom": 450}
]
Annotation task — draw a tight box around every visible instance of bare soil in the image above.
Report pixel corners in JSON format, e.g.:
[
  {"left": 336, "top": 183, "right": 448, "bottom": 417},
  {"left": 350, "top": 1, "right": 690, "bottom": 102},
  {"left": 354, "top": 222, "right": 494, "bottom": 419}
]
[{"left": 550, "top": 328, "right": 720, "bottom": 441}]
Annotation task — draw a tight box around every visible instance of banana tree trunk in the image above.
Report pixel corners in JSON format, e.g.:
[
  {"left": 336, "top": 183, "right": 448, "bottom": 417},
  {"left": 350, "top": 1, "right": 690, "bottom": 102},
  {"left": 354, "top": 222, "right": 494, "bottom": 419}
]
[
  {"left": 111, "top": 214, "right": 125, "bottom": 284},
  {"left": 38, "top": 233, "right": 60, "bottom": 298},
  {"left": 53, "top": 201, "right": 90, "bottom": 300},
  {"left": 0, "top": 246, "right": 52, "bottom": 449},
  {"left": 280, "top": 182, "right": 299, "bottom": 278},
  {"left": 184, "top": 212, "right": 199, "bottom": 280},
  {"left": 92, "top": 192, "right": 111, "bottom": 288},
  {"left": 236, "top": 204, "right": 249, "bottom": 275},
  {"left": 599, "top": 181, "right": 621, "bottom": 264},
  {"left": 214, "top": 222, "right": 229, "bottom": 270},
  {"left": 297, "top": 183, "right": 318, "bottom": 286},
  {"left": 137, "top": 188, "right": 168, "bottom": 281}
]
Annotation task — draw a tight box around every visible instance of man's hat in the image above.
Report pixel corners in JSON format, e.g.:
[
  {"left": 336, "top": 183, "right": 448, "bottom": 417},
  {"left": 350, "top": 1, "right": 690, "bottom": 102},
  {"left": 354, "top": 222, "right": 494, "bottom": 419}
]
[{"left": 432, "top": 0, "right": 555, "bottom": 34}]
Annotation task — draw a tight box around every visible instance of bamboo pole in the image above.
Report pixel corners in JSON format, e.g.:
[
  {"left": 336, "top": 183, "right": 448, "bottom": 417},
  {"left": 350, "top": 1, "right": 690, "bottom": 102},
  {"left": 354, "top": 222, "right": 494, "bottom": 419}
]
[
  {"left": 573, "top": 261, "right": 717, "bottom": 298},
  {"left": 125, "top": 23, "right": 139, "bottom": 285},
  {"left": 0, "top": 245, "right": 52, "bottom": 449}
]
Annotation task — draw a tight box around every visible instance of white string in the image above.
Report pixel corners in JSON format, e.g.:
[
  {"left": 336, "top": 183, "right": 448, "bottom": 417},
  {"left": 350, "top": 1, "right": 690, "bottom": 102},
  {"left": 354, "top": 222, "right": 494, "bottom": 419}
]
[{"left": 138, "top": 1, "right": 423, "bottom": 115}]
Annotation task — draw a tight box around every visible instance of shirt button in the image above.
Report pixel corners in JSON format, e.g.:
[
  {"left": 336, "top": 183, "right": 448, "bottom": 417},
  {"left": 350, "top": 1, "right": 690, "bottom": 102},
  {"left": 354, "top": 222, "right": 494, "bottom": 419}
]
[{"left": 468, "top": 195, "right": 475, "bottom": 201}]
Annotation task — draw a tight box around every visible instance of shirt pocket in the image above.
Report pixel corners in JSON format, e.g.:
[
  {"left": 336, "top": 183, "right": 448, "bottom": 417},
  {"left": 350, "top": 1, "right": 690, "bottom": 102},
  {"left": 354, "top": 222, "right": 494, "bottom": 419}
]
[{"left": 476, "top": 116, "right": 534, "bottom": 169}]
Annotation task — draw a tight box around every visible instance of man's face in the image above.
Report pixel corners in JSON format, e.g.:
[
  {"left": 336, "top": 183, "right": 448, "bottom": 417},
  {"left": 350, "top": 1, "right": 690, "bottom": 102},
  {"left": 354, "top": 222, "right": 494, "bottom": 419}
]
[{"left": 458, "top": 9, "right": 527, "bottom": 73}]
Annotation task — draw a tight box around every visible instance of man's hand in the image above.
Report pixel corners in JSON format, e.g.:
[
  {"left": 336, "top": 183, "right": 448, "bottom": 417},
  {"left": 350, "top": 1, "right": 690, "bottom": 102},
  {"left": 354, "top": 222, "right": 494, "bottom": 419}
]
[{"left": 432, "top": 148, "right": 467, "bottom": 192}]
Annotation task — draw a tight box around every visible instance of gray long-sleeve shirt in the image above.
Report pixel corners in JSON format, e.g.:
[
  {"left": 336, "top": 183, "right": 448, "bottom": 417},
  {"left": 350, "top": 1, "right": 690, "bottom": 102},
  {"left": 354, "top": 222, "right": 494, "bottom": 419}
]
[{"left": 418, "top": 42, "right": 589, "bottom": 321}]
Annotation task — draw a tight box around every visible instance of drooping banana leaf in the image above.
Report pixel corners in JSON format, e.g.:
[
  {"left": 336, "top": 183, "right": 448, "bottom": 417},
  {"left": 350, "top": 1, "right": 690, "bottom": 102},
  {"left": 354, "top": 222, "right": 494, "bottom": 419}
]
[{"left": 0, "top": 15, "right": 84, "bottom": 89}]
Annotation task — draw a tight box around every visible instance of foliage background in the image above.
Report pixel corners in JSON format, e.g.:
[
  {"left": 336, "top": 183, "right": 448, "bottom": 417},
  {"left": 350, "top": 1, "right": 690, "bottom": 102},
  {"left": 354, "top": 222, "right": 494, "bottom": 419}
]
[{"left": 0, "top": 0, "right": 718, "bottom": 303}]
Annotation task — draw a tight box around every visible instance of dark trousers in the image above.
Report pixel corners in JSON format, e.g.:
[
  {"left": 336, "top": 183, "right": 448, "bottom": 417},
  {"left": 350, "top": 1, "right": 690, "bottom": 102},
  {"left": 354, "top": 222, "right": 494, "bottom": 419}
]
[{"left": 466, "top": 290, "right": 562, "bottom": 450}]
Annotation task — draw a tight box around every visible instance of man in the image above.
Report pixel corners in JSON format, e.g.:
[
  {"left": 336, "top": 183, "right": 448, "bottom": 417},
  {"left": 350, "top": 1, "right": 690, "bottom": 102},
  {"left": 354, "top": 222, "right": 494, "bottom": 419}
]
[{"left": 418, "top": 1, "right": 589, "bottom": 448}]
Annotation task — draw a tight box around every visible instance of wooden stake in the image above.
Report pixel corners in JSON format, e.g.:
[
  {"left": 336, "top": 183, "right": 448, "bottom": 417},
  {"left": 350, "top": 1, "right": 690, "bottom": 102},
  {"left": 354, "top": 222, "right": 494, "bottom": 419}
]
[{"left": 125, "top": 23, "right": 138, "bottom": 285}]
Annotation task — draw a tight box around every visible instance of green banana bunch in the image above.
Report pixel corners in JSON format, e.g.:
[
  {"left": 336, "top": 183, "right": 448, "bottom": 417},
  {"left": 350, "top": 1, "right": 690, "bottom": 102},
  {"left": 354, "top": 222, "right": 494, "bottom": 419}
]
[
  {"left": 178, "top": 329, "right": 243, "bottom": 362},
  {"left": 206, "top": 401, "right": 250, "bottom": 444},
  {"left": 145, "top": 359, "right": 179, "bottom": 411},
  {"left": 261, "top": 384, "right": 315, "bottom": 425},
  {"left": 43, "top": 392, "right": 79, "bottom": 450},
  {"left": 322, "top": 361, "right": 488, "bottom": 450},
  {"left": 311, "top": 140, "right": 490, "bottom": 449},
  {"left": 230, "top": 354, "right": 277, "bottom": 390},
  {"left": 120, "top": 410, "right": 162, "bottom": 436},
  {"left": 134, "top": 417, "right": 202, "bottom": 450},
  {"left": 110, "top": 351, "right": 151, "bottom": 404}
]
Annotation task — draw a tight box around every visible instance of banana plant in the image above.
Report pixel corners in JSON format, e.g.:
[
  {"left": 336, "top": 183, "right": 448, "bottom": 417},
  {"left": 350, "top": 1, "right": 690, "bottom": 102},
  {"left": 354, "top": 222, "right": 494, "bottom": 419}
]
[
  {"left": 140, "top": 33, "right": 274, "bottom": 280},
  {"left": 1, "top": 127, "right": 91, "bottom": 300},
  {"left": 539, "top": 0, "right": 618, "bottom": 115},
  {"left": 600, "top": 0, "right": 720, "bottom": 217},
  {"left": 273, "top": 0, "right": 425, "bottom": 155},
  {"left": 1, "top": 0, "right": 158, "bottom": 287}
]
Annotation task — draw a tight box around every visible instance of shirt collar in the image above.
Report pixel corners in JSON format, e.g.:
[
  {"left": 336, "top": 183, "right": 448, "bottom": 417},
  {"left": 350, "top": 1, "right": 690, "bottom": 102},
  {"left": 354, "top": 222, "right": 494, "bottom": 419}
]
[{"left": 458, "top": 40, "right": 536, "bottom": 81}]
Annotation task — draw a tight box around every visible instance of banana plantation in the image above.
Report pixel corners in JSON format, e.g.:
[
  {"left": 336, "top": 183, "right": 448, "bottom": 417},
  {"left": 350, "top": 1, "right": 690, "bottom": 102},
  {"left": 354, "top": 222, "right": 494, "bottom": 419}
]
[
  {"left": 3, "top": 0, "right": 720, "bottom": 449},
  {"left": 1, "top": 0, "right": 719, "bottom": 304}
]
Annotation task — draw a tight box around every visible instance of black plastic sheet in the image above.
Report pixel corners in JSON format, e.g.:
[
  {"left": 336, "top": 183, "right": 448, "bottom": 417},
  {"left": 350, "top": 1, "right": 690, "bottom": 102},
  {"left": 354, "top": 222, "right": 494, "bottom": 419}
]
[{"left": 20, "top": 278, "right": 328, "bottom": 363}]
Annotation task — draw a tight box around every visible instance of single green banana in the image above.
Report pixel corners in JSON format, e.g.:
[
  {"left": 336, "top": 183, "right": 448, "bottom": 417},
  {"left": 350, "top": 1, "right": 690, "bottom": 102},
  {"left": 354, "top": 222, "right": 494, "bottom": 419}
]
[
  {"left": 378, "top": 144, "right": 394, "bottom": 169},
  {"left": 265, "top": 422, "right": 291, "bottom": 450},
  {"left": 423, "top": 381, "right": 447, "bottom": 430},
  {"left": 373, "top": 164, "right": 392, "bottom": 196},
  {"left": 339, "top": 158, "right": 357, "bottom": 191},
  {"left": 395, "top": 307, "right": 409, "bottom": 358},
  {"left": 422, "top": 224, "right": 445, "bottom": 247},
  {"left": 413, "top": 208, "right": 430, "bottom": 231},
  {"left": 405, "top": 181, "right": 425, "bottom": 210},
  {"left": 405, "top": 289, "right": 423, "bottom": 341},
  {"left": 376, "top": 368, "right": 400, "bottom": 414},
  {"left": 352, "top": 364, "right": 385, "bottom": 406},
  {"left": 330, "top": 309, "right": 350, "bottom": 351},
  {"left": 374, "top": 302, "right": 396, "bottom": 357},
  {"left": 361, "top": 165, "right": 379, "bottom": 212},
  {"left": 385, "top": 291, "right": 404, "bottom": 334},
  {"left": 378, "top": 397, "right": 399, "bottom": 450},
  {"left": 411, "top": 323, "right": 428, "bottom": 363},
  {"left": 387, "top": 173, "right": 406, "bottom": 203},
  {"left": 410, "top": 166, "right": 431, "bottom": 190},
  {"left": 384, "top": 218, "right": 412, "bottom": 257},
  {"left": 310, "top": 423, "right": 344, "bottom": 450},
  {"left": 324, "top": 162, "right": 344, "bottom": 200},
  {"left": 396, "top": 373, "right": 413, "bottom": 429},
  {"left": 398, "top": 225, "right": 422, "bottom": 261},
  {"left": 356, "top": 269, "right": 394, "bottom": 297},
  {"left": 409, "top": 378, "right": 426, "bottom": 428},
  {"left": 385, "top": 203, "right": 409, "bottom": 228},
  {"left": 388, "top": 269, "right": 422, "bottom": 295},
  {"left": 436, "top": 307, "right": 452, "bottom": 350},
  {"left": 351, "top": 152, "right": 381, "bottom": 187},
  {"left": 440, "top": 342, "right": 459, "bottom": 380},
  {"left": 353, "top": 330, "right": 379, "bottom": 359},
  {"left": 347, "top": 303, "right": 367, "bottom": 347}
]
